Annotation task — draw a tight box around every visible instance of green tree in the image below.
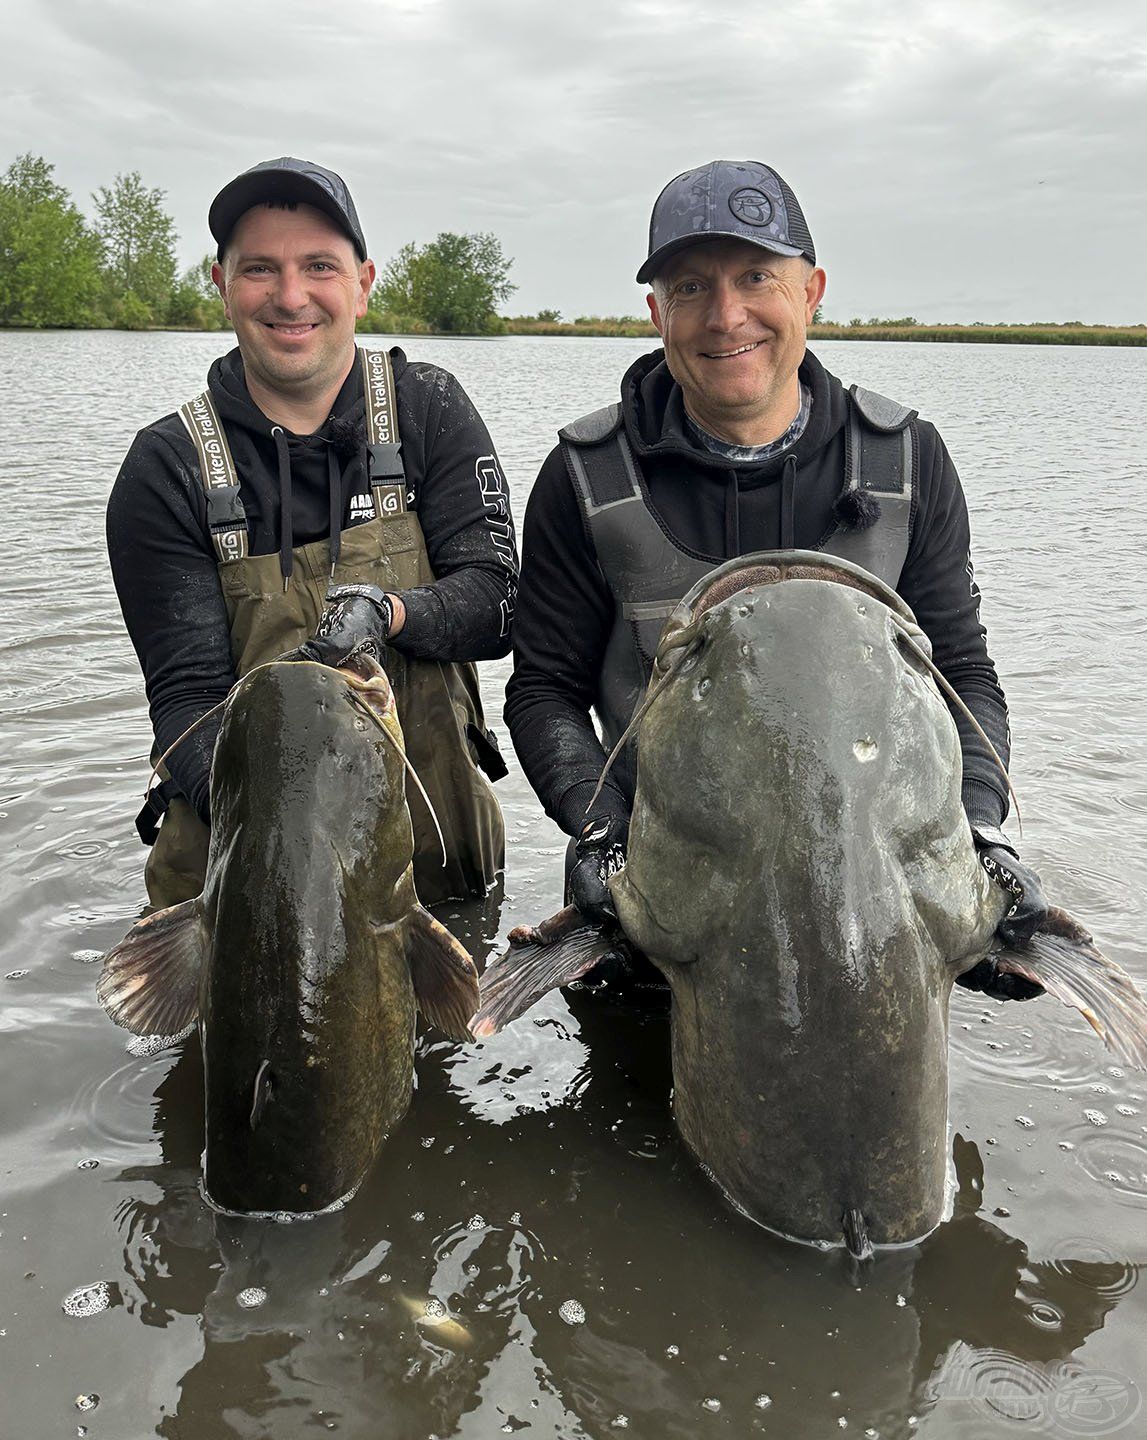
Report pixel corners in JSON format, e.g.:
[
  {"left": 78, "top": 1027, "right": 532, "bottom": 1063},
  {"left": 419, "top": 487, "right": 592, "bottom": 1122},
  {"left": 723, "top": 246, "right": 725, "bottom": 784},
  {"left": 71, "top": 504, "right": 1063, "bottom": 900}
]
[
  {"left": 92, "top": 171, "right": 178, "bottom": 321},
  {"left": 0, "top": 154, "right": 104, "bottom": 327},
  {"left": 167, "top": 252, "right": 227, "bottom": 328},
  {"left": 377, "top": 232, "right": 516, "bottom": 334}
]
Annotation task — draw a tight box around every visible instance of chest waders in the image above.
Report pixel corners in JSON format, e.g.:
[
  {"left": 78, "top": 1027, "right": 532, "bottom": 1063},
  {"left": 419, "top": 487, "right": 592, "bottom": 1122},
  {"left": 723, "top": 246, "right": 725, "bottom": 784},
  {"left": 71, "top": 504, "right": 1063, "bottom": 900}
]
[
  {"left": 560, "top": 385, "right": 917, "bottom": 801},
  {"left": 142, "top": 349, "right": 504, "bottom": 911}
]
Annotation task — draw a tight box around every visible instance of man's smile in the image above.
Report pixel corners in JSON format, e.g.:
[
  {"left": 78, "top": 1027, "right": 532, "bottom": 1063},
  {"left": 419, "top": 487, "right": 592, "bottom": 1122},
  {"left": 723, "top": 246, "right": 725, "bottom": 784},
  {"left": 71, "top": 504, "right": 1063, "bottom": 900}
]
[
  {"left": 700, "top": 339, "right": 764, "bottom": 359},
  {"left": 263, "top": 321, "right": 321, "bottom": 336}
]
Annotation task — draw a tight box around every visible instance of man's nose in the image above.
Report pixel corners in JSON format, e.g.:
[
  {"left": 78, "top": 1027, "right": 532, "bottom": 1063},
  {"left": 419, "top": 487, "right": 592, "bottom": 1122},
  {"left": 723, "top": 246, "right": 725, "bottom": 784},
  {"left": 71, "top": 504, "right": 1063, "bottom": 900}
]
[
  {"left": 705, "top": 280, "right": 747, "bottom": 332},
  {"left": 273, "top": 266, "right": 308, "bottom": 312}
]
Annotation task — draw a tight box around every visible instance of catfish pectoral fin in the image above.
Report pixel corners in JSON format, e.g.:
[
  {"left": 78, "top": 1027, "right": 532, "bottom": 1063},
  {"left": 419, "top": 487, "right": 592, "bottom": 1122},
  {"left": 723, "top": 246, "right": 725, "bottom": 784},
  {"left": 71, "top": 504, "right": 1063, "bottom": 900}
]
[
  {"left": 470, "top": 908, "right": 622, "bottom": 1039},
  {"left": 407, "top": 905, "right": 480, "bottom": 1042},
  {"left": 993, "top": 906, "right": 1147, "bottom": 1070},
  {"left": 96, "top": 898, "right": 208, "bottom": 1036}
]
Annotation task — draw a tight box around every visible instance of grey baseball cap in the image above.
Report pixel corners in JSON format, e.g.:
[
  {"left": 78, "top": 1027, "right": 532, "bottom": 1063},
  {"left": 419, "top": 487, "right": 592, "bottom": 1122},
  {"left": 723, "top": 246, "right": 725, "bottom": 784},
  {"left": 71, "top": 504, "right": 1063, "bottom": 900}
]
[
  {"left": 637, "top": 160, "right": 815, "bottom": 284},
  {"left": 209, "top": 157, "right": 368, "bottom": 262}
]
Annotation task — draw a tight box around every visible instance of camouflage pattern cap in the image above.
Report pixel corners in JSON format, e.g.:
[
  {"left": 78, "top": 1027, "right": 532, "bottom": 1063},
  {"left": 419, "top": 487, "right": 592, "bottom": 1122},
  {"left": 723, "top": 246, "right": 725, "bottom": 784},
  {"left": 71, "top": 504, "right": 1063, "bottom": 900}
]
[
  {"left": 637, "top": 160, "right": 815, "bottom": 283},
  {"left": 209, "top": 157, "right": 367, "bottom": 261}
]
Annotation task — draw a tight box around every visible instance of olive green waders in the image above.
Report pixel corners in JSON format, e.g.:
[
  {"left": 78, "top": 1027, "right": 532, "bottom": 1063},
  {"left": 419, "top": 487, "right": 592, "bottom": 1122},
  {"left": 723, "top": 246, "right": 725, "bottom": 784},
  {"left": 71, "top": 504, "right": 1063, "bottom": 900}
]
[{"left": 144, "top": 488, "right": 504, "bottom": 910}]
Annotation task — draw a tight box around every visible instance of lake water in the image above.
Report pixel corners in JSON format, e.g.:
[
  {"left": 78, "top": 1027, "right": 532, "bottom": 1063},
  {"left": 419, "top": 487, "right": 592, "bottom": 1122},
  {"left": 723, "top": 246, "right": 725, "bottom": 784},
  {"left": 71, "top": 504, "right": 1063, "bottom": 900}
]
[{"left": 1, "top": 331, "right": 1145, "bottom": 1439}]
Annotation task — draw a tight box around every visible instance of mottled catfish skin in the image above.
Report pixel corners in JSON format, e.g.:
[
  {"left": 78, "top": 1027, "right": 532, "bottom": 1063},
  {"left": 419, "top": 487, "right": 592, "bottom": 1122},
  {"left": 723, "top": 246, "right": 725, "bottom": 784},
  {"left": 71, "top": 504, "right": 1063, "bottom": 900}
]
[
  {"left": 473, "top": 552, "right": 1147, "bottom": 1252},
  {"left": 98, "top": 659, "right": 478, "bottom": 1217}
]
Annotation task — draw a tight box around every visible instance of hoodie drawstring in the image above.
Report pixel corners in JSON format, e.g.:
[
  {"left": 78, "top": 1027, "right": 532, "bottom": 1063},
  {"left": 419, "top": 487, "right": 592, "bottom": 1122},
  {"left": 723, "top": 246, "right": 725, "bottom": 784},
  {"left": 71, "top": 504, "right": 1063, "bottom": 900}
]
[
  {"left": 780, "top": 455, "right": 797, "bottom": 550},
  {"left": 272, "top": 426, "right": 292, "bottom": 590},
  {"left": 724, "top": 471, "right": 741, "bottom": 557},
  {"left": 327, "top": 448, "right": 343, "bottom": 577}
]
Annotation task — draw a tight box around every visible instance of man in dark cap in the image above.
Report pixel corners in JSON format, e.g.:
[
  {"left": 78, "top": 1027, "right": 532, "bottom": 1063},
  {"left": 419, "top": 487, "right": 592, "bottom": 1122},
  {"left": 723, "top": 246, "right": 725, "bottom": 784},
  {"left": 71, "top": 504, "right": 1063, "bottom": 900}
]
[
  {"left": 505, "top": 159, "right": 1044, "bottom": 995},
  {"left": 108, "top": 158, "right": 517, "bottom": 908}
]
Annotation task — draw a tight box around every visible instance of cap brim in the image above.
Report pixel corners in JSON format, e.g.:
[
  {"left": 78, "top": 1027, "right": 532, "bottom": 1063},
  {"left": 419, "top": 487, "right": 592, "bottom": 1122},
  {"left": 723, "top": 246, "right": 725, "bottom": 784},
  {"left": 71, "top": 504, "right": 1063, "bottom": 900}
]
[
  {"left": 209, "top": 172, "right": 366, "bottom": 260},
  {"left": 636, "top": 230, "right": 805, "bottom": 284}
]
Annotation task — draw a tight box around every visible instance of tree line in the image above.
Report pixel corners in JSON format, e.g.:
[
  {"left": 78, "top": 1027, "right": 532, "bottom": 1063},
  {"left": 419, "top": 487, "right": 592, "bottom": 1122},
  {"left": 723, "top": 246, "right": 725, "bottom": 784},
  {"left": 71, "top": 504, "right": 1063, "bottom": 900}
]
[{"left": 0, "top": 153, "right": 518, "bottom": 335}]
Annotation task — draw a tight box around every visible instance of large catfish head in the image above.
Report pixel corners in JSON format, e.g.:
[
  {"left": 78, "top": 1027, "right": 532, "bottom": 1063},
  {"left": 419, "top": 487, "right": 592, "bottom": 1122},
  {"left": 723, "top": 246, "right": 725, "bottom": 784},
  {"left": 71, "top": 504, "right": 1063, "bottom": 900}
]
[{"left": 611, "top": 551, "right": 1000, "bottom": 1249}]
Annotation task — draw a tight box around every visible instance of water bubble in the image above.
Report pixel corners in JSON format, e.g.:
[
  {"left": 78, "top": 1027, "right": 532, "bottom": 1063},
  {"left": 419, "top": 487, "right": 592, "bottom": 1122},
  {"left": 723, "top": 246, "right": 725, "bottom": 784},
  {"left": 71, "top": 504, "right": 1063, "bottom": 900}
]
[
  {"left": 1091, "top": 1084, "right": 1112, "bottom": 1095},
  {"left": 466, "top": 1214, "right": 485, "bottom": 1230},
  {"left": 895, "top": 1294, "right": 907, "bottom": 1307},
  {"left": 666, "top": 1344, "right": 679, "bottom": 1356},
  {"left": 421, "top": 1136, "right": 435, "bottom": 1148},
  {"left": 76, "top": 1159, "right": 100, "bottom": 1170},
  {"left": 701, "top": 1398, "right": 721, "bottom": 1413},
  {"left": 697, "top": 677, "right": 711, "bottom": 696},
  {"left": 1059, "top": 1141, "right": 1075, "bottom": 1151},
  {"left": 4, "top": 970, "right": 29, "bottom": 980},
  {"left": 510, "top": 1212, "right": 521, "bottom": 1224},
  {"left": 72, "top": 950, "right": 103, "bottom": 965},
  {"left": 1016, "top": 1115, "right": 1034, "bottom": 1128},
  {"left": 425, "top": 1298, "right": 447, "bottom": 1320},
  {"left": 237, "top": 1287, "right": 267, "bottom": 1309},
  {"left": 411, "top": 1211, "right": 425, "bottom": 1222},
  {"left": 755, "top": 1395, "right": 772, "bottom": 1409},
  {"left": 1085, "top": 1109, "right": 1109, "bottom": 1127},
  {"left": 62, "top": 1282, "right": 110, "bottom": 1318},
  {"left": 558, "top": 1300, "right": 585, "bottom": 1325},
  {"left": 852, "top": 739, "right": 878, "bottom": 763},
  {"left": 74, "top": 1395, "right": 99, "bottom": 1412},
  {"left": 1117, "top": 1105, "right": 1139, "bottom": 1116},
  {"left": 611, "top": 1418, "right": 629, "bottom": 1429}
]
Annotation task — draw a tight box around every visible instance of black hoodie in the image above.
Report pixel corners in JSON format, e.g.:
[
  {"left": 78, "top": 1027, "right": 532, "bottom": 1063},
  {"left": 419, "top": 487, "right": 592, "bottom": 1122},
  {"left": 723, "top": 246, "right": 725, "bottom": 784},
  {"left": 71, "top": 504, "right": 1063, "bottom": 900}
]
[
  {"left": 107, "top": 345, "right": 517, "bottom": 824},
  {"left": 504, "top": 347, "right": 1009, "bottom": 836}
]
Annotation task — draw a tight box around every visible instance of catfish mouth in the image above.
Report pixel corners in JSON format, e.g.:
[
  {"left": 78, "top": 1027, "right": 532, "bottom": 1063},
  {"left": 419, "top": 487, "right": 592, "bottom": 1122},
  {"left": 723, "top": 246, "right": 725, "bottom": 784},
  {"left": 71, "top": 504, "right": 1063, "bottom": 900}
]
[{"left": 654, "top": 549, "right": 919, "bottom": 678}]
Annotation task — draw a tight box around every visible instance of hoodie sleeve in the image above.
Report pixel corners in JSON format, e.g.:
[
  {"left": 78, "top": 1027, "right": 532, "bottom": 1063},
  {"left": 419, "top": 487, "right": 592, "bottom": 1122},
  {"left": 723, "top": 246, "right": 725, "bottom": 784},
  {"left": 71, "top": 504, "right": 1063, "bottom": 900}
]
[
  {"left": 503, "top": 445, "right": 631, "bottom": 835},
  {"left": 106, "top": 425, "right": 232, "bottom": 824},
  {"left": 899, "top": 423, "right": 1011, "bottom": 830},
  {"left": 387, "top": 367, "right": 519, "bottom": 662}
]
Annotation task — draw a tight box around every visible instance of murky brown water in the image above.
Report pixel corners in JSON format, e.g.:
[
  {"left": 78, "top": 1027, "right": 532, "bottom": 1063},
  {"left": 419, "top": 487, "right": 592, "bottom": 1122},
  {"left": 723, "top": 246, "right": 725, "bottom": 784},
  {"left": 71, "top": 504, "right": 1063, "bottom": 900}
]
[{"left": 1, "top": 332, "right": 1145, "bottom": 1439}]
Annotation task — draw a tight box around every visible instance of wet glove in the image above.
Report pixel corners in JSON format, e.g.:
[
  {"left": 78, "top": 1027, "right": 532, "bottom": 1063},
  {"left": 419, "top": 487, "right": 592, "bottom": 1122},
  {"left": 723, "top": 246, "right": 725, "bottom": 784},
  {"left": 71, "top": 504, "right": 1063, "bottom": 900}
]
[
  {"left": 567, "top": 812, "right": 629, "bottom": 924},
  {"left": 297, "top": 583, "right": 394, "bottom": 666},
  {"left": 956, "top": 826, "right": 1048, "bottom": 1002}
]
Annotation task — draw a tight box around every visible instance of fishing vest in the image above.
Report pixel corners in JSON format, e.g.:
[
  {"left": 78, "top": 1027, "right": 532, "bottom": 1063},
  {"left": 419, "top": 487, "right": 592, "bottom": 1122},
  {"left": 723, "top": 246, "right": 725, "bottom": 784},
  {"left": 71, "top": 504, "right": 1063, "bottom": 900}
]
[
  {"left": 560, "top": 385, "right": 917, "bottom": 800},
  {"left": 140, "top": 348, "right": 505, "bottom": 910}
]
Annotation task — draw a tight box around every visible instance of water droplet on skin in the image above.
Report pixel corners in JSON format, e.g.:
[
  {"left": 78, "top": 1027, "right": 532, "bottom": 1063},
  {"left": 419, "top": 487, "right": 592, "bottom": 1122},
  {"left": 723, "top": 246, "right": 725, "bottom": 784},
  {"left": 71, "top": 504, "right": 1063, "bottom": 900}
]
[
  {"left": 558, "top": 1300, "right": 585, "bottom": 1325},
  {"left": 1085, "top": 1109, "right": 1109, "bottom": 1127},
  {"left": 237, "top": 1287, "right": 267, "bottom": 1309},
  {"left": 1016, "top": 1116, "right": 1035, "bottom": 1128},
  {"left": 852, "top": 738, "right": 878, "bottom": 763},
  {"left": 62, "top": 1282, "right": 110, "bottom": 1318}
]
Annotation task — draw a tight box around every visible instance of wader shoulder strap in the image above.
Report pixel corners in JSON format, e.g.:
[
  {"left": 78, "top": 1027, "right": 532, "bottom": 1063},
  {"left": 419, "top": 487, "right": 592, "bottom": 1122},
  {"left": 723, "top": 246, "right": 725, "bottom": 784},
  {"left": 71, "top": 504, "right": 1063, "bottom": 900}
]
[
  {"left": 179, "top": 391, "right": 248, "bottom": 563},
  {"left": 359, "top": 347, "right": 411, "bottom": 517},
  {"left": 826, "top": 386, "right": 917, "bottom": 585}
]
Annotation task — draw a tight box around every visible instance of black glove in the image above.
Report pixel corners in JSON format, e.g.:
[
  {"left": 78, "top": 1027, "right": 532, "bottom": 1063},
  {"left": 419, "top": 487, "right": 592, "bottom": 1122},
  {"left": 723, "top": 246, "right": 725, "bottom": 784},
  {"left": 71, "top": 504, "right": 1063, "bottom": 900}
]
[
  {"left": 297, "top": 583, "right": 393, "bottom": 667},
  {"left": 955, "top": 826, "right": 1048, "bottom": 1002},
  {"left": 567, "top": 813, "right": 628, "bottom": 924}
]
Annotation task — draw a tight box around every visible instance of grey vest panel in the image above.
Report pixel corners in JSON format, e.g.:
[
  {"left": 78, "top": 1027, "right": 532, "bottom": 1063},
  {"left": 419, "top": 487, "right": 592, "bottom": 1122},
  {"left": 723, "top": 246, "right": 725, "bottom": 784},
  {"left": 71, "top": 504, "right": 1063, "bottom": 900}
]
[{"left": 563, "top": 389, "right": 917, "bottom": 799}]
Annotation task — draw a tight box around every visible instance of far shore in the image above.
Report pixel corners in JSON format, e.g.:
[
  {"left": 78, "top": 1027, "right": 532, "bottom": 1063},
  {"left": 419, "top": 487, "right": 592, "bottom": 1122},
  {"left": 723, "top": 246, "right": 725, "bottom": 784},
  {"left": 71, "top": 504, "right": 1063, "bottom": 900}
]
[{"left": 3, "top": 320, "right": 1144, "bottom": 346}]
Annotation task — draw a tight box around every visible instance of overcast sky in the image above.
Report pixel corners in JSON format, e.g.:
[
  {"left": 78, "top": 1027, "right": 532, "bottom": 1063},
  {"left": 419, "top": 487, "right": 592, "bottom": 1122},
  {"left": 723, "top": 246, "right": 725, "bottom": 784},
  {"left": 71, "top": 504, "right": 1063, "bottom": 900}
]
[{"left": 4, "top": 0, "right": 1144, "bottom": 323}]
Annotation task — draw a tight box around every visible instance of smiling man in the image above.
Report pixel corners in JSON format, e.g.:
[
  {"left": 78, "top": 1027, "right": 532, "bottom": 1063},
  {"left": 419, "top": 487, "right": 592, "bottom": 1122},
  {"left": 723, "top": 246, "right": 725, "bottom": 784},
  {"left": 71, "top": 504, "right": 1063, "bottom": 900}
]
[
  {"left": 505, "top": 159, "right": 1046, "bottom": 993},
  {"left": 108, "top": 157, "right": 517, "bottom": 909}
]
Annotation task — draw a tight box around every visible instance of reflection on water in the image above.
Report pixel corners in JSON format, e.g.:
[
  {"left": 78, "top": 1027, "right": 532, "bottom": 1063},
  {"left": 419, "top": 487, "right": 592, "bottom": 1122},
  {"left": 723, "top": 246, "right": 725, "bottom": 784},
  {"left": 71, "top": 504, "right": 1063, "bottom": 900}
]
[{"left": 0, "top": 332, "right": 1144, "bottom": 1437}]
